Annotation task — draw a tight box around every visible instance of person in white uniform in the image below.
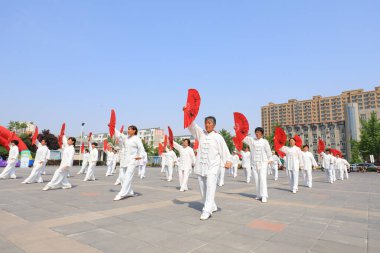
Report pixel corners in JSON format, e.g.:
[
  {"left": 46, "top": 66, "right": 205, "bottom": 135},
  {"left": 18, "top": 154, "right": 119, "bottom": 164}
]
[
  {"left": 22, "top": 138, "right": 49, "bottom": 184},
  {"left": 231, "top": 151, "right": 240, "bottom": 178},
  {"left": 242, "top": 127, "right": 273, "bottom": 203},
  {"left": 280, "top": 138, "right": 304, "bottom": 194},
  {"left": 185, "top": 113, "right": 232, "bottom": 220},
  {"left": 138, "top": 150, "right": 148, "bottom": 179},
  {"left": 43, "top": 136, "right": 75, "bottom": 190},
  {"left": 83, "top": 143, "right": 98, "bottom": 181},
  {"left": 173, "top": 139, "right": 196, "bottom": 191},
  {"left": 113, "top": 125, "right": 145, "bottom": 201},
  {"left": 0, "top": 140, "right": 19, "bottom": 179},
  {"left": 164, "top": 147, "right": 177, "bottom": 182},
  {"left": 105, "top": 147, "right": 115, "bottom": 176},
  {"left": 41, "top": 148, "right": 50, "bottom": 175},
  {"left": 301, "top": 145, "right": 318, "bottom": 188},
  {"left": 320, "top": 149, "right": 333, "bottom": 184},
  {"left": 330, "top": 154, "right": 337, "bottom": 182},
  {"left": 240, "top": 147, "right": 251, "bottom": 183},
  {"left": 77, "top": 149, "right": 90, "bottom": 174},
  {"left": 270, "top": 151, "right": 282, "bottom": 181},
  {"left": 111, "top": 150, "right": 119, "bottom": 174},
  {"left": 336, "top": 154, "right": 350, "bottom": 180}
]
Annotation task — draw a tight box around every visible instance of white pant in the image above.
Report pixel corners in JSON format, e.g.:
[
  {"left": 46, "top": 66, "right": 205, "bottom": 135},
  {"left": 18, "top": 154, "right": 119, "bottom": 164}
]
[
  {"left": 115, "top": 165, "right": 136, "bottom": 198},
  {"left": 252, "top": 162, "right": 268, "bottom": 198},
  {"left": 288, "top": 170, "right": 299, "bottom": 191},
  {"left": 23, "top": 163, "right": 44, "bottom": 183},
  {"left": 198, "top": 174, "right": 218, "bottom": 215},
  {"left": 41, "top": 162, "right": 47, "bottom": 174},
  {"left": 243, "top": 166, "right": 252, "bottom": 183},
  {"left": 343, "top": 167, "right": 349, "bottom": 179},
  {"left": 114, "top": 167, "right": 125, "bottom": 185},
  {"left": 138, "top": 165, "right": 146, "bottom": 178},
  {"left": 45, "top": 167, "right": 71, "bottom": 189},
  {"left": 0, "top": 162, "right": 17, "bottom": 179},
  {"left": 111, "top": 161, "right": 117, "bottom": 174},
  {"left": 271, "top": 165, "right": 279, "bottom": 180},
  {"left": 78, "top": 161, "right": 88, "bottom": 174},
  {"left": 178, "top": 169, "right": 190, "bottom": 190},
  {"left": 161, "top": 164, "right": 166, "bottom": 173},
  {"left": 84, "top": 163, "right": 96, "bottom": 181},
  {"left": 106, "top": 162, "right": 113, "bottom": 176},
  {"left": 302, "top": 169, "right": 312, "bottom": 187},
  {"left": 325, "top": 168, "right": 333, "bottom": 183},
  {"left": 217, "top": 167, "right": 225, "bottom": 186},
  {"left": 331, "top": 168, "right": 336, "bottom": 182},
  {"left": 232, "top": 165, "right": 238, "bottom": 178},
  {"left": 165, "top": 165, "right": 173, "bottom": 181}
]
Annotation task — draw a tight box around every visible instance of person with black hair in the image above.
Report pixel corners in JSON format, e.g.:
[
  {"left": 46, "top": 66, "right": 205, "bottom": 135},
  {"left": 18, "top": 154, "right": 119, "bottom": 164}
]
[
  {"left": 111, "top": 149, "right": 119, "bottom": 174},
  {"left": 269, "top": 151, "right": 282, "bottom": 181},
  {"left": 184, "top": 110, "right": 232, "bottom": 220},
  {"left": 138, "top": 150, "right": 148, "bottom": 179},
  {"left": 43, "top": 136, "right": 76, "bottom": 190},
  {"left": 41, "top": 146, "right": 50, "bottom": 175},
  {"left": 242, "top": 127, "right": 273, "bottom": 203},
  {"left": 280, "top": 138, "right": 304, "bottom": 193},
  {"left": 240, "top": 146, "right": 251, "bottom": 183},
  {"left": 83, "top": 142, "right": 98, "bottom": 181},
  {"left": 77, "top": 149, "right": 90, "bottom": 174},
  {"left": 22, "top": 138, "right": 49, "bottom": 184},
  {"left": 164, "top": 146, "right": 178, "bottom": 182},
  {"left": 113, "top": 125, "right": 145, "bottom": 201},
  {"left": 105, "top": 147, "right": 115, "bottom": 176},
  {"left": 302, "top": 145, "right": 318, "bottom": 188},
  {"left": 173, "top": 138, "right": 196, "bottom": 192},
  {"left": 320, "top": 149, "right": 334, "bottom": 184},
  {"left": 0, "top": 140, "right": 19, "bottom": 179}
]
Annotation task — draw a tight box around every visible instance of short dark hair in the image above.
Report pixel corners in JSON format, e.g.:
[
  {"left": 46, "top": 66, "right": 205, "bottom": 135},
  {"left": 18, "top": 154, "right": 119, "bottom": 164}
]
[
  {"left": 68, "top": 137, "right": 76, "bottom": 146},
  {"left": 92, "top": 142, "right": 98, "bottom": 147},
  {"left": 255, "top": 127, "right": 264, "bottom": 135},
  {"left": 303, "top": 145, "right": 309, "bottom": 149},
  {"left": 183, "top": 139, "right": 191, "bottom": 145},
  {"left": 85, "top": 148, "right": 89, "bottom": 152},
  {"left": 204, "top": 116, "right": 216, "bottom": 125},
  {"left": 11, "top": 140, "right": 19, "bottom": 145},
  {"left": 289, "top": 137, "right": 296, "bottom": 142},
  {"left": 41, "top": 138, "right": 49, "bottom": 146},
  {"left": 128, "top": 125, "right": 138, "bottom": 135}
]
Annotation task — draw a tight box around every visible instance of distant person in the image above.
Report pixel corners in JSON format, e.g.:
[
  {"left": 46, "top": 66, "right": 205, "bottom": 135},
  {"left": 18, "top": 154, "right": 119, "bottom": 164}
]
[
  {"left": 280, "top": 138, "right": 304, "bottom": 193},
  {"left": 83, "top": 143, "right": 98, "bottom": 181},
  {"left": 0, "top": 140, "right": 19, "bottom": 179},
  {"left": 302, "top": 145, "right": 318, "bottom": 188},
  {"left": 270, "top": 151, "right": 282, "bottom": 181},
  {"left": 105, "top": 147, "right": 115, "bottom": 176},
  {"left": 320, "top": 149, "right": 334, "bottom": 184},
  {"left": 240, "top": 146, "right": 251, "bottom": 183},
  {"left": 22, "top": 138, "right": 49, "bottom": 184},
  {"left": 77, "top": 149, "right": 90, "bottom": 174},
  {"left": 173, "top": 139, "right": 195, "bottom": 191},
  {"left": 43, "top": 136, "right": 75, "bottom": 190},
  {"left": 138, "top": 150, "right": 148, "bottom": 179},
  {"left": 164, "top": 147, "right": 177, "bottom": 182},
  {"left": 336, "top": 154, "right": 350, "bottom": 180}
]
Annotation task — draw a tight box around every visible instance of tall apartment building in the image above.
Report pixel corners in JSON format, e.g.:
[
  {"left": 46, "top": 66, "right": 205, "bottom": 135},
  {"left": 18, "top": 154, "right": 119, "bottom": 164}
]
[{"left": 261, "top": 86, "right": 380, "bottom": 160}]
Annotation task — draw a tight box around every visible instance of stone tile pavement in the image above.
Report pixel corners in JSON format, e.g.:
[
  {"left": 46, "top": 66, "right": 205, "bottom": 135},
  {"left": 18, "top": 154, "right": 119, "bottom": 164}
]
[{"left": 0, "top": 166, "right": 379, "bottom": 252}]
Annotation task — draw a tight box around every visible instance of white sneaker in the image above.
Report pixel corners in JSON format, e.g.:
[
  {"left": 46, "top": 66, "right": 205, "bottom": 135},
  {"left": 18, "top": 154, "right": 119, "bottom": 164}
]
[
  {"left": 255, "top": 196, "right": 261, "bottom": 200},
  {"left": 200, "top": 212, "right": 211, "bottom": 220},
  {"left": 292, "top": 190, "right": 296, "bottom": 194},
  {"left": 62, "top": 185, "right": 72, "bottom": 189},
  {"left": 261, "top": 197, "right": 267, "bottom": 203},
  {"left": 218, "top": 183, "right": 224, "bottom": 187},
  {"left": 212, "top": 206, "right": 218, "bottom": 213},
  {"left": 21, "top": 181, "right": 27, "bottom": 184},
  {"left": 113, "top": 195, "right": 123, "bottom": 201},
  {"left": 42, "top": 186, "right": 50, "bottom": 191},
  {"left": 114, "top": 181, "right": 120, "bottom": 185},
  {"left": 179, "top": 189, "right": 185, "bottom": 192}
]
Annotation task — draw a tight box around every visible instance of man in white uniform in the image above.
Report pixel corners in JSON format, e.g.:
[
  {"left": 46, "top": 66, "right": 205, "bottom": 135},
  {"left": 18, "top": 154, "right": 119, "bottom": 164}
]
[
  {"left": 83, "top": 143, "right": 98, "bottom": 181},
  {"left": 173, "top": 139, "right": 196, "bottom": 191},
  {"left": 22, "top": 138, "right": 49, "bottom": 184},
  {"left": 302, "top": 145, "right": 318, "bottom": 188},
  {"left": 0, "top": 140, "right": 19, "bottom": 179}
]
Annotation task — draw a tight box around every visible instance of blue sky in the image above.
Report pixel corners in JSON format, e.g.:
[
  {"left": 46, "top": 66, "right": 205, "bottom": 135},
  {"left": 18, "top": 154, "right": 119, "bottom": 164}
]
[{"left": 0, "top": 0, "right": 379, "bottom": 137}]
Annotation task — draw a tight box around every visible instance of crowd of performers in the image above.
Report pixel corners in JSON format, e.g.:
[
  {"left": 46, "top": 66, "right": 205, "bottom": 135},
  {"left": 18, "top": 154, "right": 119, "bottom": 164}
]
[{"left": 0, "top": 89, "right": 351, "bottom": 220}]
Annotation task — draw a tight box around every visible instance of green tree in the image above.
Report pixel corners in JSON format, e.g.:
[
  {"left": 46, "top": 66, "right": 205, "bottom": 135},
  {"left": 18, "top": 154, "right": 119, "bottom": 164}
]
[
  {"left": 350, "top": 140, "right": 362, "bottom": 163},
  {"left": 358, "top": 112, "right": 380, "bottom": 162},
  {"left": 38, "top": 129, "right": 60, "bottom": 150},
  {"left": 219, "top": 129, "right": 234, "bottom": 153},
  {"left": 0, "top": 146, "right": 8, "bottom": 159},
  {"left": 19, "top": 133, "right": 36, "bottom": 157}
]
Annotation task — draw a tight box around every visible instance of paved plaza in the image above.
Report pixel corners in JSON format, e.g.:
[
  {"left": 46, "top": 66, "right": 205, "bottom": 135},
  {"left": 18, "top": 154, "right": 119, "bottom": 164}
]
[{"left": 0, "top": 166, "right": 379, "bottom": 253}]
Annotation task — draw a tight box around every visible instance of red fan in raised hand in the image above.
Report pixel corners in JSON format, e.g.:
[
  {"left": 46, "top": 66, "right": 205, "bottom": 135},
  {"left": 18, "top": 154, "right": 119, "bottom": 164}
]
[
  {"left": 109, "top": 109, "right": 116, "bottom": 138},
  {"left": 163, "top": 135, "right": 168, "bottom": 148},
  {"left": 168, "top": 127, "right": 174, "bottom": 149},
  {"left": 88, "top": 132, "right": 93, "bottom": 142},
  {"left": 120, "top": 125, "right": 124, "bottom": 134},
  {"left": 184, "top": 89, "right": 201, "bottom": 129},
  {"left": 103, "top": 139, "right": 109, "bottom": 151},
  {"left": 58, "top": 123, "right": 66, "bottom": 148},
  {"left": 233, "top": 112, "right": 249, "bottom": 142},
  {"left": 293, "top": 134, "right": 302, "bottom": 148},
  {"left": 233, "top": 136, "right": 243, "bottom": 151},
  {"left": 274, "top": 127, "right": 287, "bottom": 154},
  {"left": 193, "top": 139, "right": 199, "bottom": 150},
  {"left": 80, "top": 143, "right": 85, "bottom": 153},
  {"left": 158, "top": 143, "right": 164, "bottom": 156},
  {"left": 317, "top": 138, "right": 325, "bottom": 154},
  {"left": 31, "top": 126, "right": 39, "bottom": 145}
]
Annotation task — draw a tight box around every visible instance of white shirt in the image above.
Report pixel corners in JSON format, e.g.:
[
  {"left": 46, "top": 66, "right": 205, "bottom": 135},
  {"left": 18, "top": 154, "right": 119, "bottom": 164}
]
[
  {"left": 60, "top": 136, "right": 75, "bottom": 169},
  {"left": 165, "top": 149, "right": 178, "bottom": 167},
  {"left": 106, "top": 151, "right": 114, "bottom": 165},
  {"left": 115, "top": 130, "right": 145, "bottom": 168},
  {"left": 243, "top": 137, "right": 272, "bottom": 165},
  {"left": 188, "top": 122, "right": 232, "bottom": 176},
  {"left": 139, "top": 151, "right": 148, "bottom": 166},
  {"left": 232, "top": 154, "right": 240, "bottom": 167},
  {"left": 336, "top": 158, "right": 350, "bottom": 170},
  {"left": 34, "top": 140, "right": 49, "bottom": 164},
  {"left": 321, "top": 152, "right": 332, "bottom": 170},
  {"left": 83, "top": 153, "right": 90, "bottom": 164},
  {"left": 89, "top": 146, "right": 99, "bottom": 164},
  {"left": 302, "top": 151, "right": 318, "bottom": 171},
  {"left": 173, "top": 141, "right": 195, "bottom": 171},
  {"left": 280, "top": 146, "right": 304, "bottom": 171},
  {"left": 241, "top": 151, "right": 251, "bottom": 168},
  {"left": 271, "top": 154, "right": 282, "bottom": 168},
  {"left": 7, "top": 145, "right": 19, "bottom": 163}
]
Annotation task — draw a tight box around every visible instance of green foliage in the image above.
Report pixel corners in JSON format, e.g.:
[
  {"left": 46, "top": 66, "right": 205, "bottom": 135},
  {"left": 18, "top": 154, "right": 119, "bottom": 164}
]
[
  {"left": 358, "top": 112, "right": 380, "bottom": 162},
  {"left": 142, "top": 140, "right": 158, "bottom": 156},
  {"left": 350, "top": 140, "right": 362, "bottom": 164},
  {"left": 38, "top": 129, "right": 60, "bottom": 150},
  {"left": 0, "top": 146, "right": 8, "bottom": 159},
  {"left": 8, "top": 121, "right": 28, "bottom": 131},
  {"left": 219, "top": 129, "right": 234, "bottom": 153},
  {"left": 19, "top": 133, "right": 36, "bottom": 157}
]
